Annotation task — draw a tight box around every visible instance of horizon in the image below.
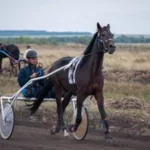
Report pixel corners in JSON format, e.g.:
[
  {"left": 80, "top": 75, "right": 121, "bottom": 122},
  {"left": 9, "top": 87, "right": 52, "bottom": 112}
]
[{"left": 0, "top": 30, "right": 150, "bottom": 36}]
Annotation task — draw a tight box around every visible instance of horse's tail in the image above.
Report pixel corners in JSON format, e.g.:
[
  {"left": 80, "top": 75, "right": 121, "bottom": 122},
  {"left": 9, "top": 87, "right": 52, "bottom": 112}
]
[{"left": 28, "top": 78, "right": 53, "bottom": 115}]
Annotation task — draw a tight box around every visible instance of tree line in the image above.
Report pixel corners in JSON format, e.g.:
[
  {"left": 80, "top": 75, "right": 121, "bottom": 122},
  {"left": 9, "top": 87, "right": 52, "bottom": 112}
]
[{"left": 0, "top": 35, "right": 150, "bottom": 45}]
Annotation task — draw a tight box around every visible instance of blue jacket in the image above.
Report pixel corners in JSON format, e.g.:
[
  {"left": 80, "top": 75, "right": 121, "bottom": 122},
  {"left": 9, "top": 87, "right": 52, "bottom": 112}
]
[
  {"left": 17, "top": 65, "right": 45, "bottom": 97},
  {"left": 18, "top": 65, "right": 44, "bottom": 87}
]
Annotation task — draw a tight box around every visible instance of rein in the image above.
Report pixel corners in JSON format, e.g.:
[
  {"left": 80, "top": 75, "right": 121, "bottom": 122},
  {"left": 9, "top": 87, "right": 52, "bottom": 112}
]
[
  {"left": 0, "top": 49, "right": 18, "bottom": 64},
  {"left": 98, "top": 39, "right": 114, "bottom": 51},
  {"left": 81, "top": 40, "right": 108, "bottom": 58}
]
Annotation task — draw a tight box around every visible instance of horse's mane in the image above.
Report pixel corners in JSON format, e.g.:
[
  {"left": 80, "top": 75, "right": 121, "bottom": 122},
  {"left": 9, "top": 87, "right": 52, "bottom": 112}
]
[
  {"left": 80, "top": 32, "right": 98, "bottom": 67},
  {"left": 83, "top": 32, "right": 98, "bottom": 55}
]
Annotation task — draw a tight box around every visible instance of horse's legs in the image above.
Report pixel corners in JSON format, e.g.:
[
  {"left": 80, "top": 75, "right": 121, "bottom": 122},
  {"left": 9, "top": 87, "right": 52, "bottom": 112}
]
[
  {"left": 94, "top": 91, "right": 112, "bottom": 139},
  {"left": 62, "top": 90, "right": 72, "bottom": 113},
  {"left": 0, "top": 58, "right": 2, "bottom": 74},
  {"left": 51, "top": 90, "right": 72, "bottom": 135},
  {"left": 61, "top": 91, "right": 72, "bottom": 130},
  {"left": 53, "top": 85, "right": 63, "bottom": 133},
  {"left": 18, "top": 62, "right": 21, "bottom": 70},
  {"left": 9, "top": 61, "right": 13, "bottom": 76},
  {"left": 70, "top": 94, "right": 86, "bottom": 132}
]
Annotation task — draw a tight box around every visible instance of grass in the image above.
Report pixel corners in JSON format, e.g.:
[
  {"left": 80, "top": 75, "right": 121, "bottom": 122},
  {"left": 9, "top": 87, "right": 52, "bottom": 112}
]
[
  {"left": 0, "top": 76, "right": 19, "bottom": 96},
  {"left": 104, "top": 81, "right": 150, "bottom": 103},
  {"left": 1, "top": 43, "right": 150, "bottom": 99},
  {"left": 104, "top": 49, "right": 150, "bottom": 71},
  {"left": 3, "top": 43, "right": 150, "bottom": 70}
]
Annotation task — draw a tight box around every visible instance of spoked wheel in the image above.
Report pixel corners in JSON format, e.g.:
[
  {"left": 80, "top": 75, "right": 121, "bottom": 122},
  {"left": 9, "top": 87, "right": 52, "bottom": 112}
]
[
  {"left": 72, "top": 106, "right": 89, "bottom": 140},
  {"left": 0, "top": 102, "right": 15, "bottom": 140}
]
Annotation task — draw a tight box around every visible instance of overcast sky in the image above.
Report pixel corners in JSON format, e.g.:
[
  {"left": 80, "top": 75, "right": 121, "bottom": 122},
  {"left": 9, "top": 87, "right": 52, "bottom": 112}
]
[{"left": 0, "top": 0, "right": 149, "bottom": 34}]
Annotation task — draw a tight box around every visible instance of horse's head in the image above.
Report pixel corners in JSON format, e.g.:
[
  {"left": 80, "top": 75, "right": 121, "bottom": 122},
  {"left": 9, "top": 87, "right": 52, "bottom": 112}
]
[{"left": 96, "top": 23, "right": 116, "bottom": 54}]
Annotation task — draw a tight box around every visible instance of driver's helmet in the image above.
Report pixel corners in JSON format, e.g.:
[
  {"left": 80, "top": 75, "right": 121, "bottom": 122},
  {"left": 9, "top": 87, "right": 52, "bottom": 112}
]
[{"left": 26, "top": 49, "right": 38, "bottom": 58}]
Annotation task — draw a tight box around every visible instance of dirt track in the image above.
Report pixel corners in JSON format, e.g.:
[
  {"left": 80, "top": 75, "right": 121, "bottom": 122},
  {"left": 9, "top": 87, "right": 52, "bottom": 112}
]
[{"left": 0, "top": 124, "right": 150, "bottom": 150}]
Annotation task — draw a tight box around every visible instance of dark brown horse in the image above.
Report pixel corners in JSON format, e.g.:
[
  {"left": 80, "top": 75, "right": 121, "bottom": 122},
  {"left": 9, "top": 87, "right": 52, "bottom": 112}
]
[
  {"left": 29, "top": 23, "right": 116, "bottom": 139},
  {"left": 0, "top": 44, "right": 20, "bottom": 76}
]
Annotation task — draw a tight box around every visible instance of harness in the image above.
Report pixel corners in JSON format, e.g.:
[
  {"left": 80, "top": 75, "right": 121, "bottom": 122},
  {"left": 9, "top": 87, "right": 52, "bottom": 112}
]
[
  {"left": 0, "top": 49, "right": 18, "bottom": 64},
  {"left": 68, "top": 56, "right": 83, "bottom": 84}
]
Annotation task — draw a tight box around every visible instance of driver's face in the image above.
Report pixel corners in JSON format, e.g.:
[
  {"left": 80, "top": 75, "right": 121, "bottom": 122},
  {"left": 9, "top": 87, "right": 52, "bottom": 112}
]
[{"left": 28, "top": 57, "right": 38, "bottom": 66}]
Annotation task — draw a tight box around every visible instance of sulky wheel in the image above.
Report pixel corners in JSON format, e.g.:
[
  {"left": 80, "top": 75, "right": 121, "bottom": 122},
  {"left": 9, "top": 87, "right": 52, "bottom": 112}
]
[
  {"left": 0, "top": 102, "right": 15, "bottom": 140},
  {"left": 72, "top": 106, "right": 89, "bottom": 140}
]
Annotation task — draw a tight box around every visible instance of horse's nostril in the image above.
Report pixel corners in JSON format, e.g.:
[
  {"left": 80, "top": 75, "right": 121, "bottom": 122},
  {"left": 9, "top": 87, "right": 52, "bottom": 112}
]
[{"left": 109, "top": 45, "right": 116, "bottom": 49}]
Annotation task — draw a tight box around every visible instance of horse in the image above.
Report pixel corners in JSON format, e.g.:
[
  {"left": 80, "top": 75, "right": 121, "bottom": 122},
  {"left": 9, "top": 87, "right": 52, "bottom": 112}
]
[
  {"left": 0, "top": 44, "right": 21, "bottom": 76},
  {"left": 29, "top": 22, "right": 116, "bottom": 139}
]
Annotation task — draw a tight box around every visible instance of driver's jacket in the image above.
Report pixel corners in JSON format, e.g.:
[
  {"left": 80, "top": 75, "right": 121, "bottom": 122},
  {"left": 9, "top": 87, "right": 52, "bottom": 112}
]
[{"left": 17, "top": 65, "right": 44, "bottom": 97}]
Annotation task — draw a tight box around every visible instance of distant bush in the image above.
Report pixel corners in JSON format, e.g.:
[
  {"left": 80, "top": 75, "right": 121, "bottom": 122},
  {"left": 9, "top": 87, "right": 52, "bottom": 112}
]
[
  {"left": 0, "top": 35, "right": 150, "bottom": 45},
  {"left": 115, "top": 35, "right": 150, "bottom": 43},
  {"left": 0, "top": 36, "right": 92, "bottom": 45}
]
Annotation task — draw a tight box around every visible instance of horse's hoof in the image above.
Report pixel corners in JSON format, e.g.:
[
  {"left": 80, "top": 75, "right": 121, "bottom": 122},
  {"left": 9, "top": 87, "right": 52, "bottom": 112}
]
[
  {"left": 50, "top": 125, "right": 57, "bottom": 135},
  {"left": 69, "top": 125, "right": 77, "bottom": 132},
  {"left": 50, "top": 130, "right": 56, "bottom": 135},
  {"left": 55, "top": 126, "right": 61, "bottom": 133},
  {"left": 105, "top": 133, "right": 113, "bottom": 139}
]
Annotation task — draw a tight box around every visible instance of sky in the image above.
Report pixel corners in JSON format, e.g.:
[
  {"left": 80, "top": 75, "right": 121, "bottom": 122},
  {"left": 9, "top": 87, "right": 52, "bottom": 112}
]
[{"left": 0, "top": 0, "right": 150, "bottom": 34}]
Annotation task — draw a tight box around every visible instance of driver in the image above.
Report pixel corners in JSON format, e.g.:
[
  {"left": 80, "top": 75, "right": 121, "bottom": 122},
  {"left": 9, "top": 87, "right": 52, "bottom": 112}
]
[{"left": 17, "top": 49, "right": 55, "bottom": 98}]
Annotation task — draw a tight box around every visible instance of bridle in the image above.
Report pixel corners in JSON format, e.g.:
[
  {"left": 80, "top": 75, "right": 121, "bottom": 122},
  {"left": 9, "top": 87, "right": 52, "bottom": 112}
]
[
  {"left": 79, "top": 30, "right": 115, "bottom": 58},
  {"left": 97, "top": 29, "right": 114, "bottom": 53}
]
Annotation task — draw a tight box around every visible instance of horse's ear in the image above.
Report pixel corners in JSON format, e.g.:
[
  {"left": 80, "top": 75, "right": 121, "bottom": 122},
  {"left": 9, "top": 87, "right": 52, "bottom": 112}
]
[
  {"left": 97, "top": 22, "right": 102, "bottom": 30},
  {"left": 107, "top": 24, "right": 110, "bottom": 30}
]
